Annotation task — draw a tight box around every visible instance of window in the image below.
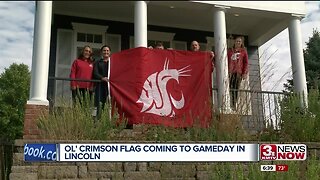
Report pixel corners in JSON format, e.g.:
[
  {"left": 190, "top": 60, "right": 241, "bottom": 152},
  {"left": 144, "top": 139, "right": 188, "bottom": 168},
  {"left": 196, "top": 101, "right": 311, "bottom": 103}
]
[
  {"left": 86, "top": 34, "right": 93, "bottom": 42},
  {"left": 76, "top": 33, "right": 103, "bottom": 43},
  {"left": 77, "top": 33, "right": 86, "bottom": 42},
  {"left": 72, "top": 23, "right": 109, "bottom": 61},
  {"left": 94, "top": 34, "right": 102, "bottom": 43},
  {"left": 75, "top": 32, "right": 105, "bottom": 60}
]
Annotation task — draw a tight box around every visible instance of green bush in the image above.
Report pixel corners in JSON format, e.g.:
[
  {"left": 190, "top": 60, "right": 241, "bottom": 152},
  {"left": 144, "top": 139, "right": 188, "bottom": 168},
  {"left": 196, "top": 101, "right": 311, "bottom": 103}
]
[{"left": 280, "top": 90, "right": 320, "bottom": 142}]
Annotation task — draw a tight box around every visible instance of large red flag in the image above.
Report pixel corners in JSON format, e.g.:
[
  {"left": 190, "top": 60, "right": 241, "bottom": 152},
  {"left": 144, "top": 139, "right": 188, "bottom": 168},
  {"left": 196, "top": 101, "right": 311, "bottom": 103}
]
[{"left": 110, "top": 47, "right": 213, "bottom": 128}]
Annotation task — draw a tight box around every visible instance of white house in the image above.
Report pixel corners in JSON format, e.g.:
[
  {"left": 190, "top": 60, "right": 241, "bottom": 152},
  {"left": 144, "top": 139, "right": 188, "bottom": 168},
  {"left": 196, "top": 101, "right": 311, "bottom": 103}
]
[{"left": 26, "top": 1, "right": 307, "bottom": 134}]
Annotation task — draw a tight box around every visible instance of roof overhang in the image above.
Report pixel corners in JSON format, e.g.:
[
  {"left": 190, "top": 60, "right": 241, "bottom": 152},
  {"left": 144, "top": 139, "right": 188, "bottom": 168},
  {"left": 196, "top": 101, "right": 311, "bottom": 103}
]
[{"left": 53, "top": 1, "right": 306, "bottom": 47}]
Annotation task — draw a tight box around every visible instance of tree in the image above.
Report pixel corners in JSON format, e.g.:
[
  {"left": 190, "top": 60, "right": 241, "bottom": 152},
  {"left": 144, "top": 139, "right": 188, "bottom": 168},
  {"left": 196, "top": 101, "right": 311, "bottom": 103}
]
[
  {"left": 283, "top": 79, "right": 294, "bottom": 94},
  {"left": 0, "top": 63, "right": 30, "bottom": 141},
  {"left": 283, "top": 29, "right": 320, "bottom": 93},
  {"left": 304, "top": 29, "right": 320, "bottom": 91}
]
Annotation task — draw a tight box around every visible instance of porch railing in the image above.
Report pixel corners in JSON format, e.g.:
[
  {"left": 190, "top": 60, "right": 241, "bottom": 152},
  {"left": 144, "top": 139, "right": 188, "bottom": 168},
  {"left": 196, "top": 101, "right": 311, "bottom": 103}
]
[
  {"left": 211, "top": 88, "right": 287, "bottom": 131},
  {"left": 48, "top": 76, "right": 103, "bottom": 106},
  {"left": 48, "top": 77, "right": 287, "bottom": 131}
]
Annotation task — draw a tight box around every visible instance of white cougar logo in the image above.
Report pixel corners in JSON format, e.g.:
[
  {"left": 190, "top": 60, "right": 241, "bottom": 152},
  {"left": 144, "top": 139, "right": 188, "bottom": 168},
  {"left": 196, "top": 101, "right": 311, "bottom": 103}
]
[{"left": 136, "top": 58, "right": 191, "bottom": 117}]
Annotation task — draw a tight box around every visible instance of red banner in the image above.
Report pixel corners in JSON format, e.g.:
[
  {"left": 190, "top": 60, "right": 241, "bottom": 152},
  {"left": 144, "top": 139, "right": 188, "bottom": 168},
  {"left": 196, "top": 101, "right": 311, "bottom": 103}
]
[{"left": 110, "top": 47, "right": 213, "bottom": 128}]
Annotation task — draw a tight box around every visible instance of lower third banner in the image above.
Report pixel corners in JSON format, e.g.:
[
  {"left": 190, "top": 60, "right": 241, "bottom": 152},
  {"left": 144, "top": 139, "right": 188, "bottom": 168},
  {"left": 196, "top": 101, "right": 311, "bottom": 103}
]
[
  {"left": 57, "top": 143, "right": 259, "bottom": 162},
  {"left": 110, "top": 47, "right": 213, "bottom": 128}
]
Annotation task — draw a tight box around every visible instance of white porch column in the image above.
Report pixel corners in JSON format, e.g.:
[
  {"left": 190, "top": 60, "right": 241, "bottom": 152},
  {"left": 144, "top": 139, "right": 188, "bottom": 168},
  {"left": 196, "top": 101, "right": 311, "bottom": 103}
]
[
  {"left": 288, "top": 15, "right": 308, "bottom": 108},
  {"left": 134, "top": 1, "right": 147, "bottom": 47},
  {"left": 28, "top": 1, "right": 52, "bottom": 105},
  {"left": 213, "top": 6, "right": 231, "bottom": 113}
]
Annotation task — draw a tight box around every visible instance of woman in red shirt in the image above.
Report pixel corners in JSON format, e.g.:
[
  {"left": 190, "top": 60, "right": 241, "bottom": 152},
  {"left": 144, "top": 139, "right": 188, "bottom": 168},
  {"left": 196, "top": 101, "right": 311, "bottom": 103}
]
[
  {"left": 227, "top": 36, "right": 249, "bottom": 109},
  {"left": 70, "top": 45, "right": 94, "bottom": 105}
]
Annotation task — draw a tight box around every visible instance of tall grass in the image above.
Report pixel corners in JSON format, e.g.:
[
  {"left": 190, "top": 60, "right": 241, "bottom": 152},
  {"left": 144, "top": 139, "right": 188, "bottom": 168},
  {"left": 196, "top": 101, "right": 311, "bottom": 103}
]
[
  {"left": 37, "top": 100, "right": 250, "bottom": 142},
  {"left": 37, "top": 96, "right": 126, "bottom": 140}
]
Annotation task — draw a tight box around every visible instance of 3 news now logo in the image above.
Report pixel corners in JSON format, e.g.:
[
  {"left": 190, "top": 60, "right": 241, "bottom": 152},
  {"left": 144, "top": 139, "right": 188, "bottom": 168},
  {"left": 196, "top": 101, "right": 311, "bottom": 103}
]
[{"left": 260, "top": 144, "right": 307, "bottom": 161}]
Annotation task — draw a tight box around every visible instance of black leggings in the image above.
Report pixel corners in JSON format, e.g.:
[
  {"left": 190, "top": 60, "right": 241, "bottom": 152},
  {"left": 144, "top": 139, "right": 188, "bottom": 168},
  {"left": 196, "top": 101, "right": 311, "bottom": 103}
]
[
  {"left": 229, "top": 73, "right": 242, "bottom": 108},
  {"left": 94, "top": 82, "right": 109, "bottom": 119}
]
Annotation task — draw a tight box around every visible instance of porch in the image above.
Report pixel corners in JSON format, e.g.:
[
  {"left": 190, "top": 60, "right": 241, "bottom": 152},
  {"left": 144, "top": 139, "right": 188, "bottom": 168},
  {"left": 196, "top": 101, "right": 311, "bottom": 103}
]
[
  {"left": 24, "top": 1, "right": 307, "bottom": 138},
  {"left": 30, "top": 1, "right": 307, "bottom": 106}
]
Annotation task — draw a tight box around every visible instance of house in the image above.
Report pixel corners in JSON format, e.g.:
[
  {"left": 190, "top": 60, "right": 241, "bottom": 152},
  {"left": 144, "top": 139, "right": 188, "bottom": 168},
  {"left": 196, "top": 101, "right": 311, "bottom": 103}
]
[{"left": 24, "top": 1, "right": 307, "bottom": 138}]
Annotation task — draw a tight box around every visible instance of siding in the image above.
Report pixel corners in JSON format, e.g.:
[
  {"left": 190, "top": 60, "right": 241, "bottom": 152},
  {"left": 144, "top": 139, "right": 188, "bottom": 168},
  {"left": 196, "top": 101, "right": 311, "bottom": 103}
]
[{"left": 243, "top": 46, "right": 264, "bottom": 133}]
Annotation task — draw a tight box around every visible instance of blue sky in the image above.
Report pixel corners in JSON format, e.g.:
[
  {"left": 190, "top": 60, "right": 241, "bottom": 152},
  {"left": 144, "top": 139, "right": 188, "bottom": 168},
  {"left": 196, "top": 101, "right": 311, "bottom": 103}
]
[
  {"left": 0, "top": 1, "right": 319, "bottom": 92},
  {"left": 0, "top": 1, "right": 35, "bottom": 71}
]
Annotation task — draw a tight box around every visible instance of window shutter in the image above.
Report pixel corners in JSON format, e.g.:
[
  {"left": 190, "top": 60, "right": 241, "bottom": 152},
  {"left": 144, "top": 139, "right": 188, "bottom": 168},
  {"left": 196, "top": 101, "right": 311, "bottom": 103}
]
[{"left": 55, "top": 29, "right": 74, "bottom": 106}]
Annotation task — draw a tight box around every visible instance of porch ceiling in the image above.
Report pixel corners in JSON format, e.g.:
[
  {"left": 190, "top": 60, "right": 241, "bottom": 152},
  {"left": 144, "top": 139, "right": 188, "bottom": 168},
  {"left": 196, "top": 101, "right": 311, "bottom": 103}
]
[{"left": 53, "top": 1, "right": 294, "bottom": 46}]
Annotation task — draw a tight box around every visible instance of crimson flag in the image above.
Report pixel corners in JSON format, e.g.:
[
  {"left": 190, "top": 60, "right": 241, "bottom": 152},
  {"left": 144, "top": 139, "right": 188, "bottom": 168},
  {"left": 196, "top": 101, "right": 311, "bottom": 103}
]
[{"left": 110, "top": 47, "right": 213, "bottom": 128}]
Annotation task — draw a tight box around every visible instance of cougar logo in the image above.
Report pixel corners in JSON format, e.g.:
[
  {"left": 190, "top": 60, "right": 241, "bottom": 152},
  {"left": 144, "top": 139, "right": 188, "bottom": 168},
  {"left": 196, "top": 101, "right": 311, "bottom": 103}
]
[
  {"left": 136, "top": 58, "right": 191, "bottom": 117},
  {"left": 231, "top": 52, "right": 240, "bottom": 61}
]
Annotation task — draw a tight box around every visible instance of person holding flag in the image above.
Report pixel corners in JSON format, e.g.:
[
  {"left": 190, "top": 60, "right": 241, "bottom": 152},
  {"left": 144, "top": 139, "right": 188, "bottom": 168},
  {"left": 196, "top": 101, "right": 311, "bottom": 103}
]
[{"left": 93, "top": 45, "right": 111, "bottom": 119}]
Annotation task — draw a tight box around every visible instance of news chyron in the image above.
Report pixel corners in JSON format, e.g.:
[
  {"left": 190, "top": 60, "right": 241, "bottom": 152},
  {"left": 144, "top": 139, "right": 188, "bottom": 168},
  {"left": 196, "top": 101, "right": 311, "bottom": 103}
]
[
  {"left": 24, "top": 144, "right": 57, "bottom": 162},
  {"left": 260, "top": 144, "right": 307, "bottom": 161}
]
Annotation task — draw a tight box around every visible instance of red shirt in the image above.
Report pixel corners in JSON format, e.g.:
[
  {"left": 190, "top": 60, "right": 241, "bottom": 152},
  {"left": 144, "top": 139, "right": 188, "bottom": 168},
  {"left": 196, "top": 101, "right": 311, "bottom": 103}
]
[
  {"left": 70, "top": 58, "right": 94, "bottom": 89},
  {"left": 227, "top": 48, "right": 248, "bottom": 75}
]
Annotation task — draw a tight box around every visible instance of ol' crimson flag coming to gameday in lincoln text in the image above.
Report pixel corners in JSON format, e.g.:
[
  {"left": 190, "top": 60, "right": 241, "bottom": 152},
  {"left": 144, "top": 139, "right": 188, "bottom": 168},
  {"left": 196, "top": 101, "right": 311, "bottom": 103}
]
[{"left": 109, "top": 47, "right": 213, "bottom": 128}]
